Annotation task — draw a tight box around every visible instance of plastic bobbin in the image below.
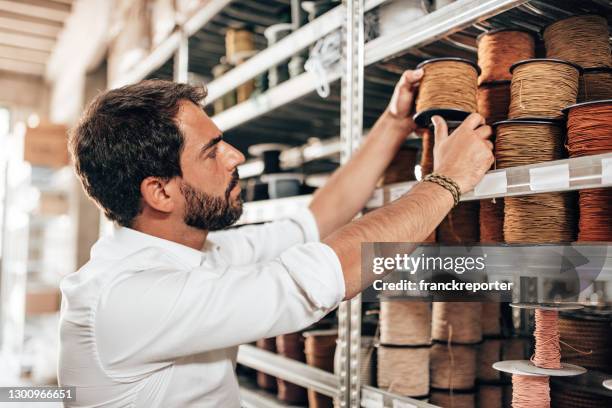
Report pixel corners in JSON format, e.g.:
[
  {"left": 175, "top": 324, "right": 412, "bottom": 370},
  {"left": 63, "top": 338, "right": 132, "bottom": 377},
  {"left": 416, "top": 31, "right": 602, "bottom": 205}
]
[
  {"left": 509, "top": 302, "right": 584, "bottom": 311},
  {"left": 492, "top": 360, "right": 586, "bottom": 377},
  {"left": 603, "top": 379, "right": 612, "bottom": 390},
  {"left": 413, "top": 108, "right": 471, "bottom": 128}
]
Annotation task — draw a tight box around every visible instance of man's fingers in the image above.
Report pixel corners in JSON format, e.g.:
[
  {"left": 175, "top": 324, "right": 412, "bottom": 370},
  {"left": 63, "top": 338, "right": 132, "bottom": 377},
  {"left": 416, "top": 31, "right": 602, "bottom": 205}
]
[
  {"left": 483, "top": 139, "right": 494, "bottom": 150},
  {"left": 459, "top": 112, "right": 486, "bottom": 131},
  {"left": 475, "top": 124, "right": 493, "bottom": 139},
  {"left": 432, "top": 115, "right": 448, "bottom": 145},
  {"left": 400, "top": 69, "right": 424, "bottom": 87}
]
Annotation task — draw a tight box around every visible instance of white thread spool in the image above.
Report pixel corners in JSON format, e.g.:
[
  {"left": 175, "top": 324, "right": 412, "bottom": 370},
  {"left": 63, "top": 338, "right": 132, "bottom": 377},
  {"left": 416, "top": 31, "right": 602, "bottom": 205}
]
[
  {"left": 380, "top": 301, "right": 431, "bottom": 346},
  {"left": 430, "top": 343, "right": 477, "bottom": 390},
  {"left": 432, "top": 302, "right": 483, "bottom": 344},
  {"left": 377, "top": 345, "right": 430, "bottom": 397}
]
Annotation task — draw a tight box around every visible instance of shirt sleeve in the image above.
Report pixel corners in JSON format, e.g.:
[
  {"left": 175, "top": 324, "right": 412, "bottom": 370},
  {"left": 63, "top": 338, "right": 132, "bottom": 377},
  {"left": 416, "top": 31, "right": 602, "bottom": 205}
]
[
  {"left": 207, "top": 208, "right": 320, "bottom": 265},
  {"left": 95, "top": 242, "right": 345, "bottom": 373}
]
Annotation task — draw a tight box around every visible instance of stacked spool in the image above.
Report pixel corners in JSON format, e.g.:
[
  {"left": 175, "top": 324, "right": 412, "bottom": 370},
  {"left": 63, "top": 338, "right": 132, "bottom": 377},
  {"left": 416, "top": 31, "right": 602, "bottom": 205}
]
[
  {"left": 256, "top": 338, "right": 277, "bottom": 391},
  {"left": 430, "top": 302, "right": 482, "bottom": 408},
  {"left": 477, "top": 303, "right": 504, "bottom": 408},
  {"left": 492, "top": 304, "right": 587, "bottom": 408},
  {"left": 276, "top": 332, "right": 308, "bottom": 404},
  {"left": 303, "top": 330, "right": 337, "bottom": 408},
  {"left": 380, "top": 145, "right": 418, "bottom": 186},
  {"left": 377, "top": 300, "right": 431, "bottom": 398},
  {"left": 419, "top": 129, "right": 437, "bottom": 243},
  {"left": 225, "top": 27, "right": 257, "bottom": 103},
  {"left": 476, "top": 29, "right": 535, "bottom": 244}
]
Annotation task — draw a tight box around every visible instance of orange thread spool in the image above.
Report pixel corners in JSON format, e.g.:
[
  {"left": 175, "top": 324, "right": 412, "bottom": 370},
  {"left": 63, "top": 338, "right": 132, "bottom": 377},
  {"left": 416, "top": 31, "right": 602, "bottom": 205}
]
[
  {"left": 509, "top": 59, "right": 580, "bottom": 119},
  {"left": 477, "top": 30, "right": 535, "bottom": 84},
  {"left": 544, "top": 15, "right": 611, "bottom": 68},
  {"left": 477, "top": 81, "right": 511, "bottom": 125}
]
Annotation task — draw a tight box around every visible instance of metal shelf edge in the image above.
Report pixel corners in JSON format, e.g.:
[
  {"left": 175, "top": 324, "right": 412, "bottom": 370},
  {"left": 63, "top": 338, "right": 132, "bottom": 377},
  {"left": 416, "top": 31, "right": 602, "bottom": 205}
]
[
  {"left": 361, "top": 385, "right": 439, "bottom": 408},
  {"left": 237, "top": 344, "right": 340, "bottom": 398},
  {"left": 364, "top": 0, "right": 529, "bottom": 66}
]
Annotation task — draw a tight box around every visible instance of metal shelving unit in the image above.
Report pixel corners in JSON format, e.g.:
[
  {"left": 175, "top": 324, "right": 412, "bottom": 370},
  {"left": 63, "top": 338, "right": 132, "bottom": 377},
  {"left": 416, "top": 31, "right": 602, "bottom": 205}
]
[{"left": 109, "top": 0, "right": 612, "bottom": 407}]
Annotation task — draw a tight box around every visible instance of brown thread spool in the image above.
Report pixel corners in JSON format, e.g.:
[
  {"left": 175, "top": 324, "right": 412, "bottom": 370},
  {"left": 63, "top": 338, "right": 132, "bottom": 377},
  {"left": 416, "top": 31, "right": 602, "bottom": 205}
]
[
  {"left": 420, "top": 129, "right": 435, "bottom": 177},
  {"left": 504, "top": 193, "right": 577, "bottom": 243},
  {"left": 381, "top": 146, "right": 418, "bottom": 186},
  {"left": 512, "top": 374, "right": 550, "bottom": 408},
  {"left": 430, "top": 389, "right": 476, "bottom": 408},
  {"left": 477, "top": 81, "right": 511, "bottom": 125},
  {"left": 509, "top": 59, "right": 580, "bottom": 119},
  {"left": 479, "top": 198, "right": 504, "bottom": 243},
  {"left": 225, "top": 27, "right": 255, "bottom": 62},
  {"left": 577, "top": 189, "right": 612, "bottom": 242},
  {"left": 415, "top": 58, "right": 480, "bottom": 114},
  {"left": 437, "top": 201, "right": 480, "bottom": 244},
  {"left": 478, "top": 339, "right": 502, "bottom": 381},
  {"left": 566, "top": 100, "right": 612, "bottom": 158},
  {"left": 432, "top": 302, "right": 482, "bottom": 344},
  {"left": 494, "top": 119, "right": 566, "bottom": 169},
  {"left": 380, "top": 301, "right": 431, "bottom": 346},
  {"left": 578, "top": 68, "right": 612, "bottom": 102},
  {"left": 477, "top": 385, "right": 503, "bottom": 408},
  {"left": 376, "top": 345, "right": 430, "bottom": 397},
  {"left": 481, "top": 303, "right": 501, "bottom": 336},
  {"left": 543, "top": 15, "right": 612, "bottom": 68},
  {"left": 477, "top": 30, "right": 535, "bottom": 84},
  {"left": 304, "top": 330, "right": 337, "bottom": 408},
  {"left": 558, "top": 313, "right": 612, "bottom": 373},
  {"left": 256, "top": 338, "right": 277, "bottom": 391},
  {"left": 276, "top": 333, "right": 308, "bottom": 404},
  {"left": 430, "top": 343, "right": 478, "bottom": 390}
]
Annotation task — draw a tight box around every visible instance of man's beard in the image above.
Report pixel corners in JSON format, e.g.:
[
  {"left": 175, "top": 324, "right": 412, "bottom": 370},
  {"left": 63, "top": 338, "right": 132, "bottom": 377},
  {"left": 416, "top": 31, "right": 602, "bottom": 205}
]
[{"left": 180, "top": 170, "right": 243, "bottom": 231}]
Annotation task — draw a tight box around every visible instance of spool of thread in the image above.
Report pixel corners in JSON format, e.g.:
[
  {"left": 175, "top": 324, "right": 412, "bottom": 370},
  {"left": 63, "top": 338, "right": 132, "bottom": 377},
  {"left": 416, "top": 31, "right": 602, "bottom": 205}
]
[
  {"left": 420, "top": 129, "right": 435, "bottom": 177},
  {"left": 566, "top": 100, "right": 612, "bottom": 158},
  {"left": 334, "top": 335, "right": 376, "bottom": 386},
  {"left": 533, "top": 309, "right": 561, "bottom": 369},
  {"left": 380, "top": 301, "right": 431, "bottom": 346},
  {"left": 478, "top": 339, "right": 502, "bottom": 381},
  {"left": 543, "top": 15, "right": 612, "bottom": 68},
  {"left": 477, "top": 385, "right": 503, "bottom": 408},
  {"left": 481, "top": 303, "right": 501, "bottom": 336},
  {"left": 577, "top": 189, "right": 612, "bottom": 242},
  {"left": 551, "top": 387, "right": 612, "bottom": 408},
  {"left": 381, "top": 146, "right": 418, "bottom": 185},
  {"left": 509, "top": 59, "right": 580, "bottom": 119},
  {"left": 477, "top": 30, "right": 535, "bottom": 84},
  {"left": 264, "top": 24, "right": 293, "bottom": 87},
  {"left": 578, "top": 68, "right": 612, "bottom": 102},
  {"left": 415, "top": 58, "right": 479, "bottom": 114},
  {"left": 437, "top": 201, "right": 480, "bottom": 244},
  {"left": 494, "top": 119, "right": 565, "bottom": 169},
  {"left": 432, "top": 302, "right": 482, "bottom": 344},
  {"left": 558, "top": 313, "right": 612, "bottom": 373},
  {"left": 477, "top": 81, "right": 511, "bottom": 124},
  {"left": 304, "top": 330, "right": 337, "bottom": 408},
  {"left": 479, "top": 198, "right": 504, "bottom": 243},
  {"left": 430, "top": 390, "right": 476, "bottom": 408},
  {"left": 256, "top": 338, "right": 277, "bottom": 391},
  {"left": 212, "top": 63, "right": 237, "bottom": 115},
  {"left": 225, "top": 27, "right": 255, "bottom": 62},
  {"left": 504, "top": 193, "right": 577, "bottom": 243},
  {"left": 512, "top": 374, "right": 550, "bottom": 408},
  {"left": 377, "top": 345, "right": 430, "bottom": 397},
  {"left": 276, "top": 333, "right": 308, "bottom": 404}
]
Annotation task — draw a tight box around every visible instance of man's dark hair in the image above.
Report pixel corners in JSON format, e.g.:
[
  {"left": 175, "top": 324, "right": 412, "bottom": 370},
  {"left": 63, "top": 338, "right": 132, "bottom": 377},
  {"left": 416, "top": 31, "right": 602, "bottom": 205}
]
[{"left": 70, "top": 80, "right": 207, "bottom": 227}]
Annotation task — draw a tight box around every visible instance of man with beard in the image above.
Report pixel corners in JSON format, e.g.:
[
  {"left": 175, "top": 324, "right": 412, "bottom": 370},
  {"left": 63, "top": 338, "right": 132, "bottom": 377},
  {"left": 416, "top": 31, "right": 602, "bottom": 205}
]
[{"left": 59, "top": 74, "right": 492, "bottom": 407}]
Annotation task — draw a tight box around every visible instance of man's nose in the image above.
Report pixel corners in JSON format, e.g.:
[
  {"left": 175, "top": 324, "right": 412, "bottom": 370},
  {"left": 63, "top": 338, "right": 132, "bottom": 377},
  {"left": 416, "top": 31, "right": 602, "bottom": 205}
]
[{"left": 221, "top": 141, "right": 245, "bottom": 170}]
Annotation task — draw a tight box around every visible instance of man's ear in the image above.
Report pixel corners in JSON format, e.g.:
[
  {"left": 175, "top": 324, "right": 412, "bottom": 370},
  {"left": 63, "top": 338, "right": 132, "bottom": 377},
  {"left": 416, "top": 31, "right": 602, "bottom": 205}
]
[{"left": 140, "top": 177, "right": 176, "bottom": 213}]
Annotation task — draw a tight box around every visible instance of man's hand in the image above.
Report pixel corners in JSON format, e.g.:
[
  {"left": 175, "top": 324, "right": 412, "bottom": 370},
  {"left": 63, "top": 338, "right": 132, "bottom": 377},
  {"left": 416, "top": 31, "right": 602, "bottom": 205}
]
[
  {"left": 432, "top": 113, "right": 494, "bottom": 194},
  {"left": 385, "top": 69, "right": 424, "bottom": 133}
]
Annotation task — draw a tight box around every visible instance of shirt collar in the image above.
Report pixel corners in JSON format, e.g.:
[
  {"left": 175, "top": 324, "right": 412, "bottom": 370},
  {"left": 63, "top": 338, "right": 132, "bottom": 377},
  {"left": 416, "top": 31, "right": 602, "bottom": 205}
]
[{"left": 105, "top": 226, "right": 206, "bottom": 268}]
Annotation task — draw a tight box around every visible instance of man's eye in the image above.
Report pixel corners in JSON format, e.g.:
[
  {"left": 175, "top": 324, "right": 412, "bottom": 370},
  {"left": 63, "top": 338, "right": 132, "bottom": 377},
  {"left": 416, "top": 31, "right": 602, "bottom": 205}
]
[{"left": 207, "top": 148, "right": 218, "bottom": 159}]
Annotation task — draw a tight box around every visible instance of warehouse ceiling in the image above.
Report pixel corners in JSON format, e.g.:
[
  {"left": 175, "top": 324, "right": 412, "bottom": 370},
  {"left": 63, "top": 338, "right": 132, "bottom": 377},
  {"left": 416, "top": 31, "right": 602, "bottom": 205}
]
[{"left": 0, "top": 0, "right": 73, "bottom": 76}]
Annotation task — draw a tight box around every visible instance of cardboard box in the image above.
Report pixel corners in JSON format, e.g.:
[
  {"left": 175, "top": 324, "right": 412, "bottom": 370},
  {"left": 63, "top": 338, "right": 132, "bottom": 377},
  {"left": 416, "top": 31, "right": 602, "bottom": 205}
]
[
  {"left": 25, "top": 286, "right": 61, "bottom": 316},
  {"left": 24, "top": 123, "right": 69, "bottom": 168}
]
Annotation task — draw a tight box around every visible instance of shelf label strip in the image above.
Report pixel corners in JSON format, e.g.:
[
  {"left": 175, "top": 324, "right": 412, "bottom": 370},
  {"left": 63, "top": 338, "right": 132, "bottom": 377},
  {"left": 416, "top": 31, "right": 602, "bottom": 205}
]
[
  {"left": 474, "top": 171, "right": 508, "bottom": 196},
  {"left": 602, "top": 158, "right": 612, "bottom": 185},
  {"left": 361, "top": 388, "right": 384, "bottom": 408},
  {"left": 529, "top": 164, "right": 570, "bottom": 191}
]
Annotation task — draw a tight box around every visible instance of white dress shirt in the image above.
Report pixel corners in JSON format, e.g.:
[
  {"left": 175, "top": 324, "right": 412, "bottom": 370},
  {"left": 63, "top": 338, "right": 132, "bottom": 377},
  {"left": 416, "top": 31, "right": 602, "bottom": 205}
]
[{"left": 58, "top": 209, "right": 345, "bottom": 407}]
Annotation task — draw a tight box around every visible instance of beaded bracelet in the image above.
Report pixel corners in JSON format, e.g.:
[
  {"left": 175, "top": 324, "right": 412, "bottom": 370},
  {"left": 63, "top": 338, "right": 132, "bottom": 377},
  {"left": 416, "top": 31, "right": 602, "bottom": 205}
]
[{"left": 422, "top": 173, "right": 461, "bottom": 207}]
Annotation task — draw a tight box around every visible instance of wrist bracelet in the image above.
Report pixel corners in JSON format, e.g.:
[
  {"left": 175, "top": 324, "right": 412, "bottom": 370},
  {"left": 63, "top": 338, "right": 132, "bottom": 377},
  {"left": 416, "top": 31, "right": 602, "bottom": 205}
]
[{"left": 422, "top": 173, "right": 461, "bottom": 206}]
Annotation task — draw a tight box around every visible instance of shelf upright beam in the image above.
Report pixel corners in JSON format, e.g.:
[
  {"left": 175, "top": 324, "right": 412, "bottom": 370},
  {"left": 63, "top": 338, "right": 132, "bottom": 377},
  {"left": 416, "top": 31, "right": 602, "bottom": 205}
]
[
  {"left": 173, "top": 30, "right": 189, "bottom": 84},
  {"left": 339, "top": 0, "right": 364, "bottom": 407}
]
